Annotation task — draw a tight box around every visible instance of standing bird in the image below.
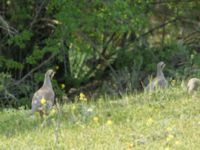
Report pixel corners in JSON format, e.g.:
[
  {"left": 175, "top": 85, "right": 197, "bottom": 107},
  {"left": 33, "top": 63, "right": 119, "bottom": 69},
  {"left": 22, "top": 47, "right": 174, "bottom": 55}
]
[
  {"left": 187, "top": 78, "right": 200, "bottom": 94},
  {"left": 30, "top": 69, "right": 55, "bottom": 117},
  {"left": 146, "top": 61, "right": 168, "bottom": 91}
]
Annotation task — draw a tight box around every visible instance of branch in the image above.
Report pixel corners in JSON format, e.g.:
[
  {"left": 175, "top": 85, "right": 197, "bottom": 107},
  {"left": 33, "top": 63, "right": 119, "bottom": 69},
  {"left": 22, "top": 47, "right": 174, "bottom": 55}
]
[
  {"left": 149, "top": 0, "right": 195, "bottom": 5},
  {"left": 79, "top": 32, "right": 123, "bottom": 93},
  {"left": 29, "top": 0, "right": 49, "bottom": 29},
  {"left": 15, "top": 54, "right": 56, "bottom": 85},
  {"left": 102, "top": 32, "right": 116, "bottom": 56},
  {"left": 4, "top": 89, "right": 17, "bottom": 100},
  {"left": 135, "top": 17, "right": 178, "bottom": 41},
  {"left": 0, "top": 15, "right": 18, "bottom": 36},
  {"left": 182, "top": 30, "right": 200, "bottom": 42}
]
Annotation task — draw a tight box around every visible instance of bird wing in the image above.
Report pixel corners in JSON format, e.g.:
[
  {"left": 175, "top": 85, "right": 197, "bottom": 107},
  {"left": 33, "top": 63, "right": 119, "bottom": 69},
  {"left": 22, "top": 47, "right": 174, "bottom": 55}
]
[
  {"left": 146, "top": 77, "right": 168, "bottom": 91},
  {"left": 157, "top": 76, "right": 168, "bottom": 87},
  {"left": 31, "top": 87, "right": 55, "bottom": 113}
]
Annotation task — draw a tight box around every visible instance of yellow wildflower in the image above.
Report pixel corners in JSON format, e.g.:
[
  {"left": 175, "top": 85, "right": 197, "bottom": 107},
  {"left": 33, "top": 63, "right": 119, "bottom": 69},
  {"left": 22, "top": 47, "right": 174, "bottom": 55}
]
[
  {"left": 146, "top": 118, "right": 154, "bottom": 126},
  {"left": 166, "top": 134, "right": 174, "bottom": 142},
  {"left": 55, "top": 65, "right": 59, "bottom": 70},
  {"left": 61, "top": 83, "right": 65, "bottom": 89},
  {"left": 165, "top": 147, "right": 170, "bottom": 150},
  {"left": 175, "top": 140, "right": 181, "bottom": 145},
  {"left": 171, "top": 79, "right": 176, "bottom": 86},
  {"left": 93, "top": 117, "right": 99, "bottom": 123},
  {"left": 127, "top": 143, "right": 133, "bottom": 149},
  {"left": 106, "top": 119, "right": 113, "bottom": 125},
  {"left": 50, "top": 108, "right": 56, "bottom": 115},
  {"left": 80, "top": 92, "right": 85, "bottom": 98},
  {"left": 72, "top": 105, "right": 76, "bottom": 110},
  {"left": 40, "top": 97, "right": 46, "bottom": 105},
  {"left": 79, "top": 92, "right": 87, "bottom": 101},
  {"left": 166, "top": 127, "right": 173, "bottom": 132}
]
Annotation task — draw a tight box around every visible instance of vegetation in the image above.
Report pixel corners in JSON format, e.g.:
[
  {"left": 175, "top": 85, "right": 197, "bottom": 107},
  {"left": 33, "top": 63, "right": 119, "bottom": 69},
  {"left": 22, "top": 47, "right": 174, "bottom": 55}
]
[
  {"left": 1, "top": 1, "right": 200, "bottom": 106},
  {"left": 1, "top": 85, "right": 200, "bottom": 149},
  {"left": 1, "top": 1, "right": 200, "bottom": 149}
]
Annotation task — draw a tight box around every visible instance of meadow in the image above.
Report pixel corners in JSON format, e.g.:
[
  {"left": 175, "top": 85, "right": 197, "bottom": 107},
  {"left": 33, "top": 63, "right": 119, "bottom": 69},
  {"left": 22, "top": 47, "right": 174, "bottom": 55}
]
[{"left": 1, "top": 84, "right": 200, "bottom": 150}]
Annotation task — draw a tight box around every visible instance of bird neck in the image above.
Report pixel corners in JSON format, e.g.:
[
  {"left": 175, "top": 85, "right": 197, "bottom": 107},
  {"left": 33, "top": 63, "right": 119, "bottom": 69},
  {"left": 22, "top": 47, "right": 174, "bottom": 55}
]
[
  {"left": 42, "top": 75, "right": 52, "bottom": 88},
  {"left": 157, "top": 68, "right": 164, "bottom": 77}
]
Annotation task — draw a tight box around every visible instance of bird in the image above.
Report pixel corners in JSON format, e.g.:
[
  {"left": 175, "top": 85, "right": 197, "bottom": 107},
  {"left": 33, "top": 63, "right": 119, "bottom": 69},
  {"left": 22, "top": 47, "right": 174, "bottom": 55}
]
[
  {"left": 187, "top": 78, "right": 200, "bottom": 94},
  {"left": 30, "top": 69, "right": 55, "bottom": 118},
  {"left": 145, "top": 61, "right": 168, "bottom": 91}
]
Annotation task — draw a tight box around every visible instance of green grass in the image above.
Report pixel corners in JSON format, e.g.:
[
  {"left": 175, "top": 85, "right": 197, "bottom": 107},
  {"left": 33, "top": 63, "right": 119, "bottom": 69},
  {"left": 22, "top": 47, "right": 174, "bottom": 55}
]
[{"left": 1, "top": 85, "right": 200, "bottom": 150}]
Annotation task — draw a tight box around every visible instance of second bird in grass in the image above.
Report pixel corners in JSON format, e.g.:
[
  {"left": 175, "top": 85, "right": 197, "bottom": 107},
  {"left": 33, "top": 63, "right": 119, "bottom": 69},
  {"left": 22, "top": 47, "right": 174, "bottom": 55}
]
[
  {"left": 146, "top": 61, "right": 168, "bottom": 91},
  {"left": 30, "top": 69, "right": 55, "bottom": 118},
  {"left": 187, "top": 78, "right": 200, "bottom": 94}
]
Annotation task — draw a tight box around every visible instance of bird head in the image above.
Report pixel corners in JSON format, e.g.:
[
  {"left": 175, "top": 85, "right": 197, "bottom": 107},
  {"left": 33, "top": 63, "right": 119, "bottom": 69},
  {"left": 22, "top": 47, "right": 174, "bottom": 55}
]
[
  {"left": 157, "top": 61, "right": 165, "bottom": 70},
  {"left": 46, "top": 69, "right": 55, "bottom": 79}
]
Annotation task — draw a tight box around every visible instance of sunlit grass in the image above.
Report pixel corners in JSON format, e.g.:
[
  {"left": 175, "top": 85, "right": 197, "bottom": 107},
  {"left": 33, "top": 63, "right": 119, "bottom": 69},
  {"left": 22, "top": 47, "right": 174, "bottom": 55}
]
[{"left": 1, "top": 85, "right": 200, "bottom": 149}]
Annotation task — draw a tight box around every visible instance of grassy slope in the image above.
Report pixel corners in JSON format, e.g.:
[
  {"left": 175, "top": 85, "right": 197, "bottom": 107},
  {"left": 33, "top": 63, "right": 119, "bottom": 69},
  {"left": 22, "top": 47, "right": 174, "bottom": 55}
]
[{"left": 1, "top": 85, "right": 200, "bottom": 150}]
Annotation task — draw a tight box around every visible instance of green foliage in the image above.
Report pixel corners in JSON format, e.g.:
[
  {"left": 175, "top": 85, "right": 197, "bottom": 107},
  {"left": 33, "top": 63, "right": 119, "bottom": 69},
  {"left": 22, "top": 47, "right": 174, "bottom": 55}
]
[
  {"left": 0, "top": 73, "right": 11, "bottom": 92},
  {"left": 0, "top": 56, "right": 23, "bottom": 70},
  {"left": 1, "top": 0, "right": 200, "bottom": 107},
  {"left": 8, "top": 30, "right": 33, "bottom": 48}
]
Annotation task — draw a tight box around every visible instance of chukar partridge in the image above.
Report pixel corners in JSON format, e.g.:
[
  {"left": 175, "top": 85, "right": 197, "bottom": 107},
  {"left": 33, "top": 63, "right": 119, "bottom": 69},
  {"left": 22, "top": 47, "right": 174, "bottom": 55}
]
[
  {"left": 30, "top": 69, "right": 55, "bottom": 117},
  {"left": 146, "top": 61, "right": 168, "bottom": 91},
  {"left": 187, "top": 78, "right": 200, "bottom": 94}
]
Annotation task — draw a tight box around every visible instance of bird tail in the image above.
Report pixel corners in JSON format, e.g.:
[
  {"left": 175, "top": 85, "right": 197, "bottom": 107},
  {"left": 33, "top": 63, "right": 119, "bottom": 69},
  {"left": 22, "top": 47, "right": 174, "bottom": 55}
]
[
  {"left": 26, "top": 104, "right": 38, "bottom": 117},
  {"left": 25, "top": 110, "right": 34, "bottom": 117}
]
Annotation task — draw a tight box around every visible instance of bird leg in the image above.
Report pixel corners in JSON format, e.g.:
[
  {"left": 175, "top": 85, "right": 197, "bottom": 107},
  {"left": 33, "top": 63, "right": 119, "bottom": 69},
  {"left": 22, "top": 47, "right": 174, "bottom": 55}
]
[{"left": 39, "top": 110, "right": 44, "bottom": 119}]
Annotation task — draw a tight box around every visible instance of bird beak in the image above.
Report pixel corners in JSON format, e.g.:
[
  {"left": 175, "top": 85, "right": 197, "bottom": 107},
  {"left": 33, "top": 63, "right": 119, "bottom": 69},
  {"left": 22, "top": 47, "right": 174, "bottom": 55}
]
[
  {"left": 161, "top": 63, "right": 166, "bottom": 69},
  {"left": 50, "top": 71, "right": 56, "bottom": 79}
]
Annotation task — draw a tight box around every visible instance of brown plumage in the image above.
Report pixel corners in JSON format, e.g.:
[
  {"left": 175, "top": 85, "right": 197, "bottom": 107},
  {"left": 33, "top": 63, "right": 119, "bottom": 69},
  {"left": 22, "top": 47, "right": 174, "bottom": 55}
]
[
  {"left": 30, "top": 69, "right": 55, "bottom": 117},
  {"left": 187, "top": 78, "right": 200, "bottom": 94},
  {"left": 146, "top": 61, "right": 168, "bottom": 91}
]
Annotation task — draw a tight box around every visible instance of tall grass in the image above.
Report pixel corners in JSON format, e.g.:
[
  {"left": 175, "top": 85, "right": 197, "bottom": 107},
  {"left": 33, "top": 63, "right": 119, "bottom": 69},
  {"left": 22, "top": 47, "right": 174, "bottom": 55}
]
[{"left": 0, "top": 85, "right": 200, "bottom": 150}]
